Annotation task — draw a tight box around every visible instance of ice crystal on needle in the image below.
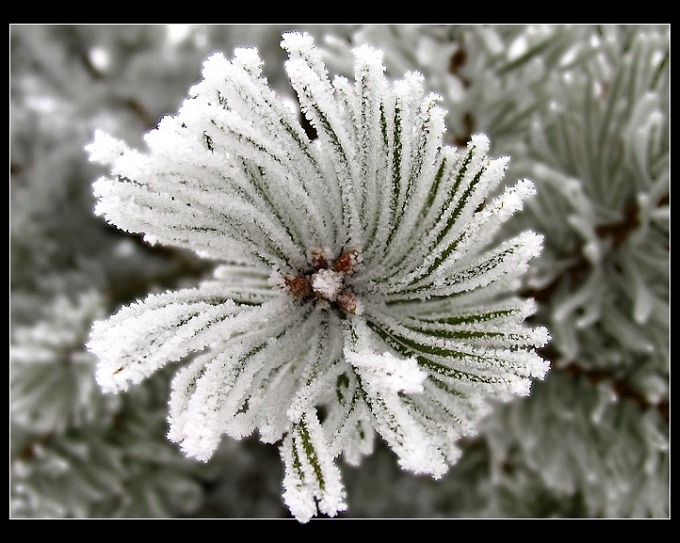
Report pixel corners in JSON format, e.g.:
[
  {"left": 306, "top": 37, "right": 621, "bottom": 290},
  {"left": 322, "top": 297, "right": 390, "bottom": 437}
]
[{"left": 86, "top": 32, "right": 549, "bottom": 522}]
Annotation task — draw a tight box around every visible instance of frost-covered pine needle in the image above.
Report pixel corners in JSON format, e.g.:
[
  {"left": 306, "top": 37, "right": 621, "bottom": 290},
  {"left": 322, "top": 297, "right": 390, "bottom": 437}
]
[{"left": 85, "top": 32, "right": 549, "bottom": 522}]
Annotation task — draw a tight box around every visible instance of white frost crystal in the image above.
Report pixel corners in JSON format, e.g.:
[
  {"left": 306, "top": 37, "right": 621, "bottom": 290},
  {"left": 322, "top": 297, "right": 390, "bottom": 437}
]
[
  {"left": 86, "top": 32, "right": 549, "bottom": 521},
  {"left": 310, "top": 269, "right": 344, "bottom": 301}
]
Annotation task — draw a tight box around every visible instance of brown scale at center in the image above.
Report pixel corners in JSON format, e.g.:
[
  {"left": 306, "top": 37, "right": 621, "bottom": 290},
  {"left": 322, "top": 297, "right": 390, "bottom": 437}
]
[{"left": 282, "top": 249, "right": 362, "bottom": 315}]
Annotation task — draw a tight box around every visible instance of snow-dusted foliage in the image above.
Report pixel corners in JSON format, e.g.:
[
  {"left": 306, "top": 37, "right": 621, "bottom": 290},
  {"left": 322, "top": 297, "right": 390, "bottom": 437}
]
[
  {"left": 85, "top": 32, "right": 548, "bottom": 521},
  {"left": 308, "top": 24, "right": 668, "bottom": 518},
  {"left": 11, "top": 24, "right": 669, "bottom": 520},
  {"left": 10, "top": 24, "right": 294, "bottom": 520},
  {"left": 11, "top": 374, "right": 206, "bottom": 518},
  {"left": 11, "top": 293, "right": 114, "bottom": 434},
  {"left": 482, "top": 372, "right": 669, "bottom": 518},
  {"left": 514, "top": 28, "right": 669, "bottom": 378}
]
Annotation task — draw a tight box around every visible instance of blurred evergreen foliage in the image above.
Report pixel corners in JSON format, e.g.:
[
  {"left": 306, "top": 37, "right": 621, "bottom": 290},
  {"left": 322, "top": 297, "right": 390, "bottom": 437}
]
[{"left": 10, "top": 24, "right": 669, "bottom": 518}]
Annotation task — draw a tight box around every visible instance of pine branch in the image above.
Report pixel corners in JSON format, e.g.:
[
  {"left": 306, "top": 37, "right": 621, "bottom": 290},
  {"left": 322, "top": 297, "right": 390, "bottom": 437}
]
[{"left": 83, "top": 32, "right": 549, "bottom": 521}]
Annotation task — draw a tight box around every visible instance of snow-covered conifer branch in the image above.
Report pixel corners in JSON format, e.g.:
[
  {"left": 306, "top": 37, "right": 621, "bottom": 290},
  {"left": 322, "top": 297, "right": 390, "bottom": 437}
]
[{"left": 85, "top": 31, "right": 548, "bottom": 521}]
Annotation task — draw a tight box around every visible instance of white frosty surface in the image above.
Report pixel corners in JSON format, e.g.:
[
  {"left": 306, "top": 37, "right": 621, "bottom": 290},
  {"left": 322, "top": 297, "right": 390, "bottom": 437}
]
[
  {"left": 310, "top": 269, "right": 344, "bottom": 301},
  {"left": 347, "top": 349, "right": 426, "bottom": 395}
]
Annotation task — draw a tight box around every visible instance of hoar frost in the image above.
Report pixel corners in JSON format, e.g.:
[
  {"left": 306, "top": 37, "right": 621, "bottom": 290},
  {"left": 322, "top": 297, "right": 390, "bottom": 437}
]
[{"left": 86, "top": 32, "right": 549, "bottom": 522}]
